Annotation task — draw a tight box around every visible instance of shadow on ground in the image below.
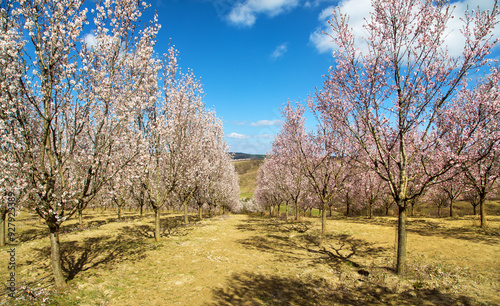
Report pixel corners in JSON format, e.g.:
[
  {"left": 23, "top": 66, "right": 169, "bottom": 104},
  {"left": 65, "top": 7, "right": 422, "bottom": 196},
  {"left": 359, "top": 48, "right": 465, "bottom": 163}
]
[
  {"left": 208, "top": 271, "right": 474, "bottom": 306},
  {"left": 236, "top": 217, "right": 389, "bottom": 270},
  {"left": 119, "top": 215, "right": 202, "bottom": 239},
  {"left": 32, "top": 233, "right": 151, "bottom": 282},
  {"left": 343, "top": 216, "right": 500, "bottom": 245}
]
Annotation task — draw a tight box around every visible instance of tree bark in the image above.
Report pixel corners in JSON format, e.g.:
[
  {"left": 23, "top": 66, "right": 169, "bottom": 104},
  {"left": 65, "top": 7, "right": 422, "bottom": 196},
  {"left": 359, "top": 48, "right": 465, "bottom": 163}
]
[
  {"left": 154, "top": 207, "right": 160, "bottom": 242},
  {"left": 199, "top": 205, "right": 203, "bottom": 220},
  {"left": 184, "top": 200, "right": 189, "bottom": 224},
  {"left": 295, "top": 199, "right": 299, "bottom": 221},
  {"left": 479, "top": 194, "right": 487, "bottom": 228},
  {"left": 396, "top": 204, "right": 407, "bottom": 275},
  {"left": 368, "top": 201, "right": 373, "bottom": 219},
  {"left": 0, "top": 209, "right": 6, "bottom": 247},
  {"left": 321, "top": 201, "right": 327, "bottom": 235},
  {"left": 78, "top": 209, "right": 83, "bottom": 225},
  {"left": 449, "top": 201, "right": 453, "bottom": 217},
  {"left": 49, "top": 226, "right": 66, "bottom": 290}
]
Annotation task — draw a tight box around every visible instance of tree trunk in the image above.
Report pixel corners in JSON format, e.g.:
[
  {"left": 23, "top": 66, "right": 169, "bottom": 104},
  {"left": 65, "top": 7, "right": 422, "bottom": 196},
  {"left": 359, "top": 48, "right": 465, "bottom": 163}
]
[
  {"left": 78, "top": 209, "right": 83, "bottom": 225},
  {"left": 473, "top": 204, "right": 477, "bottom": 215},
  {"left": 184, "top": 200, "right": 189, "bottom": 224},
  {"left": 295, "top": 199, "right": 299, "bottom": 221},
  {"left": 368, "top": 201, "right": 373, "bottom": 219},
  {"left": 49, "top": 226, "right": 66, "bottom": 290},
  {"left": 329, "top": 205, "right": 332, "bottom": 217},
  {"left": 154, "top": 207, "right": 160, "bottom": 242},
  {"left": 346, "top": 200, "right": 350, "bottom": 217},
  {"left": 285, "top": 204, "right": 289, "bottom": 220},
  {"left": 449, "top": 201, "right": 453, "bottom": 217},
  {"left": 438, "top": 205, "right": 441, "bottom": 217},
  {"left": 139, "top": 204, "right": 143, "bottom": 218},
  {"left": 0, "top": 210, "right": 6, "bottom": 247},
  {"left": 396, "top": 204, "right": 407, "bottom": 275},
  {"left": 321, "top": 201, "right": 327, "bottom": 235},
  {"left": 199, "top": 205, "right": 203, "bottom": 220},
  {"left": 479, "top": 194, "right": 487, "bottom": 228},
  {"left": 385, "top": 205, "right": 389, "bottom": 216},
  {"left": 277, "top": 203, "right": 281, "bottom": 218},
  {"left": 117, "top": 205, "right": 121, "bottom": 220}
]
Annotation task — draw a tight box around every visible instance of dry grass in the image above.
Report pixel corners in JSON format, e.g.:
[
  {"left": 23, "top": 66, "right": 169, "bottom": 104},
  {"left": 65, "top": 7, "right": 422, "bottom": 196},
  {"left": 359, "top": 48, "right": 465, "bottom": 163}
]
[{"left": 0, "top": 210, "right": 499, "bottom": 305}]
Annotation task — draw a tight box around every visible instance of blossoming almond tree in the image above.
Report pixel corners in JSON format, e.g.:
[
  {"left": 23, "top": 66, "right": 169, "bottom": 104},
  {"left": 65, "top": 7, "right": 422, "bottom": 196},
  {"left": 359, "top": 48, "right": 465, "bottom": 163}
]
[
  {"left": 276, "top": 101, "right": 350, "bottom": 234},
  {"left": 313, "top": 0, "right": 499, "bottom": 274},
  {"left": 139, "top": 47, "right": 211, "bottom": 239},
  {"left": 254, "top": 158, "right": 287, "bottom": 216},
  {"left": 5, "top": 0, "right": 158, "bottom": 289},
  {"left": 440, "top": 67, "right": 500, "bottom": 226},
  {"left": 0, "top": 0, "right": 26, "bottom": 246}
]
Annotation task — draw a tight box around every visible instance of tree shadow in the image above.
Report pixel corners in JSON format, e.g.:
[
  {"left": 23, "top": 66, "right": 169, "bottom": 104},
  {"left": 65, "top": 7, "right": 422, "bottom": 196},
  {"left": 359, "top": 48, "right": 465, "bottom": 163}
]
[
  {"left": 236, "top": 217, "right": 313, "bottom": 234},
  {"left": 236, "top": 217, "right": 389, "bottom": 272},
  {"left": 118, "top": 215, "right": 200, "bottom": 239},
  {"left": 208, "top": 272, "right": 475, "bottom": 306},
  {"left": 32, "top": 234, "right": 149, "bottom": 281},
  {"left": 18, "top": 227, "right": 47, "bottom": 243},
  {"left": 408, "top": 224, "right": 500, "bottom": 246},
  {"left": 301, "top": 233, "right": 388, "bottom": 271},
  {"left": 344, "top": 217, "right": 500, "bottom": 245}
]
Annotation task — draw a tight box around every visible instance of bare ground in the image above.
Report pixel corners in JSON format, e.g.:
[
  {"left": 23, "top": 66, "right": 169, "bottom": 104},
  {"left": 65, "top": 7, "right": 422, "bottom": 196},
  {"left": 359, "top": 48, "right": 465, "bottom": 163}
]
[{"left": 0, "top": 211, "right": 499, "bottom": 305}]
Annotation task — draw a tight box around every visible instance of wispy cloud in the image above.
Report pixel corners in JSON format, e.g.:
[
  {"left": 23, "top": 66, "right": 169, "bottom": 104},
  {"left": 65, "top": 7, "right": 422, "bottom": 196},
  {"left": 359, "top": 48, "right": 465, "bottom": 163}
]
[
  {"left": 309, "top": 0, "right": 500, "bottom": 57},
  {"left": 304, "top": 0, "right": 331, "bottom": 9},
  {"left": 271, "top": 43, "right": 288, "bottom": 60},
  {"left": 254, "top": 134, "right": 273, "bottom": 139},
  {"left": 227, "top": 0, "right": 300, "bottom": 27},
  {"left": 227, "top": 132, "right": 251, "bottom": 139},
  {"left": 249, "top": 119, "right": 282, "bottom": 127},
  {"left": 233, "top": 120, "right": 249, "bottom": 126}
]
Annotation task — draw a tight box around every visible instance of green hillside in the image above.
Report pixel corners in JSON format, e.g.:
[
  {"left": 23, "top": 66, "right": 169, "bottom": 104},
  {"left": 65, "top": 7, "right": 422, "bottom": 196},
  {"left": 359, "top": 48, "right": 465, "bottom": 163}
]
[
  {"left": 231, "top": 152, "right": 266, "bottom": 160},
  {"left": 233, "top": 159, "right": 264, "bottom": 198}
]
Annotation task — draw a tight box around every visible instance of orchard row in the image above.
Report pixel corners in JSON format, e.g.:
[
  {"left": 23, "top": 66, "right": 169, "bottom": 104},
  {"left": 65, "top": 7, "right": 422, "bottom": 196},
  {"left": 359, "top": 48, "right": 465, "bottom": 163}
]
[
  {"left": 0, "top": 0, "right": 239, "bottom": 289},
  {"left": 255, "top": 0, "right": 500, "bottom": 276}
]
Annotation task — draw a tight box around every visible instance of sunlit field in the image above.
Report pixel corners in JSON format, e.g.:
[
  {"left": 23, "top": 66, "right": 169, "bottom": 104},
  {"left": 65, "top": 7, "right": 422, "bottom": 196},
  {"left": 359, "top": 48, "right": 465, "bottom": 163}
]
[{"left": 1, "top": 206, "right": 498, "bottom": 305}]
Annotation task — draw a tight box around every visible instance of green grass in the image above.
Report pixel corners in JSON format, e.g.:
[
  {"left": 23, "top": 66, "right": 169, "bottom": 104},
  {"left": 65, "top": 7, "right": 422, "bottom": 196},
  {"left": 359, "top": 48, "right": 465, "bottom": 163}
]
[{"left": 233, "top": 159, "right": 264, "bottom": 198}]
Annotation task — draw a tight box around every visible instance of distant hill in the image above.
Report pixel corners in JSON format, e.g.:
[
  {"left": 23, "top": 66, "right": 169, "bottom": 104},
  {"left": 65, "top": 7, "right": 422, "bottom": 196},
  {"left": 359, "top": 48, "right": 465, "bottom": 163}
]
[
  {"left": 232, "top": 159, "right": 264, "bottom": 198},
  {"left": 231, "top": 152, "right": 266, "bottom": 160}
]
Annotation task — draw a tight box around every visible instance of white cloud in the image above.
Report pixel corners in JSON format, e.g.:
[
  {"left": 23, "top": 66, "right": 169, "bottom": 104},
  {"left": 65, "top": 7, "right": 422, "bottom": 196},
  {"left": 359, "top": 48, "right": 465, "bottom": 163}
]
[
  {"left": 309, "top": 0, "right": 500, "bottom": 57},
  {"left": 249, "top": 119, "right": 282, "bottom": 126},
  {"left": 227, "top": 132, "right": 251, "bottom": 139},
  {"left": 271, "top": 43, "right": 288, "bottom": 60},
  {"left": 84, "top": 33, "right": 97, "bottom": 48},
  {"left": 227, "top": 0, "right": 299, "bottom": 27},
  {"left": 228, "top": 3, "right": 257, "bottom": 26},
  {"left": 304, "top": 0, "right": 331, "bottom": 9},
  {"left": 254, "top": 134, "right": 273, "bottom": 138}
]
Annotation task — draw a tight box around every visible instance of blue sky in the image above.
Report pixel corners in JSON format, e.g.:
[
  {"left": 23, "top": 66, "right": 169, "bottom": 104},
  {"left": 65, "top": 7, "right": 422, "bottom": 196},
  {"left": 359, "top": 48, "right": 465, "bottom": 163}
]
[{"left": 144, "top": 0, "right": 499, "bottom": 154}]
